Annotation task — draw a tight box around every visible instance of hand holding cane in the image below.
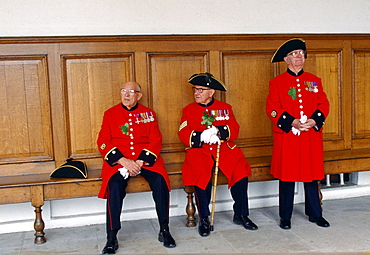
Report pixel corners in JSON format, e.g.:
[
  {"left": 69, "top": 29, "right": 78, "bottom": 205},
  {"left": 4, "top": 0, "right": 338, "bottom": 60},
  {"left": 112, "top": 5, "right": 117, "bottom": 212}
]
[{"left": 210, "top": 140, "right": 222, "bottom": 231}]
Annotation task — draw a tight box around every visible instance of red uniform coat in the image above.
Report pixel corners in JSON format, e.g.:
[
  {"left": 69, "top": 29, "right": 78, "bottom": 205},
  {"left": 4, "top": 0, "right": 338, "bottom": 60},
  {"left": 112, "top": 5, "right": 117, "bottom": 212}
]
[
  {"left": 266, "top": 70, "right": 330, "bottom": 182},
  {"left": 178, "top": 99, "right": 251, "bottom": 190},
  {"left": 97, "top": 103, "right": 170, "bottom": 199}
]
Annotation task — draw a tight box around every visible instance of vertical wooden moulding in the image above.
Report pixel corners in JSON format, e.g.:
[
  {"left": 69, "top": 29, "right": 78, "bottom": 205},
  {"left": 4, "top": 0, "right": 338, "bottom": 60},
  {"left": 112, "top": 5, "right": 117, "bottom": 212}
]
[
  {"left": 184, "top": 185, "right": 196, "bottom": 227},
  {"left": 30, "top": 185, "right": 46, "bottom": 244}
]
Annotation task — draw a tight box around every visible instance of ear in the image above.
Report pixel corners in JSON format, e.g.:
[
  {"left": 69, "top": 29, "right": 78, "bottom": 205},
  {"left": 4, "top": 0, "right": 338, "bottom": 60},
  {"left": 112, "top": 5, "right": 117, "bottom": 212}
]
[
  {"left": 136, "top": 92, "right": 143, "bottom": 101},
  {"left": 210, "top": 89, "right": 216, "bottom": 97}
]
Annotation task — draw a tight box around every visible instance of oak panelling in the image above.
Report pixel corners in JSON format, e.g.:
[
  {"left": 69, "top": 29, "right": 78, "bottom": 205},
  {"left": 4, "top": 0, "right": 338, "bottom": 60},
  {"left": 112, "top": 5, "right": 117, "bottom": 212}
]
[
  {"left": 63, "top": 54, "right": 134, "bottom": 160},
  {"left": 304, "top": 51, "right": 343, "bottom": 151},
  {"left": 148, "top": 52, "right": 209, "bottom": 162},
  {"left": 222, "top": 51, "right": 274, "bottom": 157},
  {"left": 0, "top": 35, "right": 369, "bottom": 181},
  {"left": 0, "top": 57, "right": 53, "bottom": 166},
  {"left": 352, "top": 49, "right": 370, "bottom": 149}
]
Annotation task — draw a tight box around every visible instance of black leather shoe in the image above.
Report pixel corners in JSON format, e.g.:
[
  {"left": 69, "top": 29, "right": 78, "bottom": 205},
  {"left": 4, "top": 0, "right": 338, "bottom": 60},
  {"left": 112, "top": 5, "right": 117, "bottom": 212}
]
[
  {"left": 279, "top": 219, "right": 291, "bottom": 229},
  {"left": 233, "top": 215, "right": 258, "bottom": 230},
  {"left": 198, "top": 217, "right": 211, "bottom": 237},
  {"left": 158, "top": 229, "right": 176, "bottom": 248},
  {"left": 102, "top": 238, "right": 118, "bottom": 254},
  {"left": 309, "top": 216, "right": 330, "bottom": 227}
]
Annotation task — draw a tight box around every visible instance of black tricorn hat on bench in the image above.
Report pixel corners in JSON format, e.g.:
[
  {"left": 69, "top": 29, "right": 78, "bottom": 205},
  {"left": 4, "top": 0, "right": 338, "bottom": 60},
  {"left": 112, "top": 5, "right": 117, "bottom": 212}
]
[{"left": 50, "top": 158, "right": 87, "bottom": 179}]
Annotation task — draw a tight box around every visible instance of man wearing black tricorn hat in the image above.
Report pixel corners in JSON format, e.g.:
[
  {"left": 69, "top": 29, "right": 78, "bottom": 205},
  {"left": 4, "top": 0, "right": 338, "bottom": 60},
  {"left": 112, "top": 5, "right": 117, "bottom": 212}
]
[
  {"left": 266, "top": 38, "right": 330, "bottom": 229},
  {"left": 178, "top": 72, "right": 258, "bottom": 237}
]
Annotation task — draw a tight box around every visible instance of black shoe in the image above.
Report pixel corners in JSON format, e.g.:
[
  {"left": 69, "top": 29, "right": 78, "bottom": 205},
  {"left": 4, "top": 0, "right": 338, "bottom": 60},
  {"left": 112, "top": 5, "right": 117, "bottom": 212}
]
[
  {"left": 102, "top": 238, "right": 118, "bottom": 254},
  {"left": 279, "top": 219, "right": 291, "bottom": 229},
  {"left": 158, "top": 229, "right": 176, "bottom": 248},
  {"left": 198, "top": 217, "right": 211, "bottom": 237},
  {"left": 233, "top": 215, "right": 258, "bottom": 230},
  {"left": 309, "top": 216, "right": 330, "bottom": 227}
]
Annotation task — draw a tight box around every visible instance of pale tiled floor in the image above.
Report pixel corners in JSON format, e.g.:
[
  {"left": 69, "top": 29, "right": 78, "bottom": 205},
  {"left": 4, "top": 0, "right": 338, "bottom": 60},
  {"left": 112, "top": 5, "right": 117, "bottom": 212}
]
[{"left": 1, "top": 196, "right": 369, "bottom": 255}]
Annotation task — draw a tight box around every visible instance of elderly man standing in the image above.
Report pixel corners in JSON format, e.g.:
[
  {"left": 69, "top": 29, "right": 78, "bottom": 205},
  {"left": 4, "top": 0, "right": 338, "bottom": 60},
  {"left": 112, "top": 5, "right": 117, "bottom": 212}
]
[
  {"left": 266, "top": 38, "right": 330, "bottom": 230},
  {"left": 97, "top": 81, "right": 176, "bottom": 254},
  {"left": 178, "top": 73, "right": 258, "bottom": 237}
]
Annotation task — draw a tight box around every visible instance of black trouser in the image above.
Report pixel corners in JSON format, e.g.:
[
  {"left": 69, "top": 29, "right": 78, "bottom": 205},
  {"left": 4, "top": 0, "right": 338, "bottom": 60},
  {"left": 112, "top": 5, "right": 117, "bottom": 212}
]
[
  {"left": 279, "top": 180, "right": 322, "bottom": 220},
  {"left": 106, "top": 169, "right": 170, "bottom": 237},
  {"left": 193, "top": 177, "right": 249, "bottom": 218}
]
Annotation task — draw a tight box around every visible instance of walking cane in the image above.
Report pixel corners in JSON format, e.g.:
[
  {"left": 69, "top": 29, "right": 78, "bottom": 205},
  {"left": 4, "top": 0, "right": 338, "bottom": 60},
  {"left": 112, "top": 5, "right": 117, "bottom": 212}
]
[{"left": 210, "top": 141, "right": 222, "bottom": 231}]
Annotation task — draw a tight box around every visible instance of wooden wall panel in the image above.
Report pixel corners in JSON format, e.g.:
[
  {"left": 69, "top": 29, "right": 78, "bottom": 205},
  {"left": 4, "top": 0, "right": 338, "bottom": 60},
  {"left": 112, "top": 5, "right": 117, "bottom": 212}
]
[
  {"left": 353, "top": 50, "right": 370, "bottom": 148},
  {"left": 222, "top": 51, "right": 274, "bottom": 157},
  {"left": 149, "top": 52, "right": 208, "bottom": 159},
  {"left": 0, "top": 57, "right": 52, "bottom": 165},
  {"left": 64, "top": 55, "right": 134, "bottom": 158},
  {"left": 305, "top": 51, "right": 343, "bottom": 150}
]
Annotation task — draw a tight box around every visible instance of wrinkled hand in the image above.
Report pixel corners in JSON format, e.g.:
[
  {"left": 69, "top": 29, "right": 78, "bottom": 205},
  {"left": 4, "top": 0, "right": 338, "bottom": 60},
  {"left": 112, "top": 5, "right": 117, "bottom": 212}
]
[
  {"left": 201, "top": 126, "right": 218, "bottom": 144},
  {"left": 291, "top": 114, "right": 316, "bottom": 135},
  {"left": 300, "top": 119, "right": 316, "bottom": 131},
  {"left": 117, "top": 157, "right": 142, "bottom": 176}
]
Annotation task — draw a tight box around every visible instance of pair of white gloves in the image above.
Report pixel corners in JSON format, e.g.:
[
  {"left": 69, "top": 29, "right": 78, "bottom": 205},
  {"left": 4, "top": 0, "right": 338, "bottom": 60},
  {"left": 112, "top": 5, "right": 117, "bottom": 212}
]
[
  {"left": 291, "top": 113, "right": 307, "bottom": 136},
  {"left": 200, "top": 126, "right": 221, "bottom": 145}
]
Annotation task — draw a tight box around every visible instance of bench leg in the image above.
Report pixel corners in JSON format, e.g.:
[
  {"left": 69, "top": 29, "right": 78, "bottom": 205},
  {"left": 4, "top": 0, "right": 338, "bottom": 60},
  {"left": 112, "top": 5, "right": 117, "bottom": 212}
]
[
  {"left": 185, "top": 186, "right": 196, "bottom": 227},
  {"left": 34, "top": 206, "right": 46, "bottom": 244},
  {"left": 31, "top": 185, "right": 46, "bottom": 244}
]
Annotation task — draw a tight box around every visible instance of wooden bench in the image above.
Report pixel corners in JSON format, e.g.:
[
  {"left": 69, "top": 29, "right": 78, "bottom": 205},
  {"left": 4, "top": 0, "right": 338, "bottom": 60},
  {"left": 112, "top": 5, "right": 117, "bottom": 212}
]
[{"left": 1, "top": 148, "right": 370, "bottom": 244}]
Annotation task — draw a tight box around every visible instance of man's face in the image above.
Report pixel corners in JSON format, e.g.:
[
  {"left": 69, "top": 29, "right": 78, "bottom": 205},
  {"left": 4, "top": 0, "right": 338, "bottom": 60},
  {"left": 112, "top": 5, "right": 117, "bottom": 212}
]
[
  {"left": 284, "top": 49, "right": 305, "bottom": 69},
  {"left": 193, "top": 85, "right": 215, "bottom": 105},
  {"left": 120, "top": 81, "right": 142, "bottom": 109}
]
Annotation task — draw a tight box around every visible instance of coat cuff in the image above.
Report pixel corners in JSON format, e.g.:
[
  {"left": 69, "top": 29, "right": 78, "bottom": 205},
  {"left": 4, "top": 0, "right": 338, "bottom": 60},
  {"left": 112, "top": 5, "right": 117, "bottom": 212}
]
[
  {"left": 277, "top": 111, "right": 295, "bottom": 133},
  {"left": 216, "top": 125, "right": 230, "bottom": 140},
  {"left": 190, "top": 131, "right": 202, "bottom": 148},
  {"left": 138, "top": 149, "right": 157, "bottom": 166},
  {"left": 310, "top": 109, "right": 325, "bottom": 131},
  {"left": 104, "top": 147, "right": 124, "bottom": 166}
]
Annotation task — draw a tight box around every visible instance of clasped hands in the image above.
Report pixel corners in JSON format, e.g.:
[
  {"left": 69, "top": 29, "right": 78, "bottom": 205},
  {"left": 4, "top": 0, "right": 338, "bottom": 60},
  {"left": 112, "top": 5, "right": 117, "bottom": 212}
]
[
  {"left": 291, "top": 114, "right": 316, "bottom": 136},
  {"left": 200, "top": 126, "right": 221, "bottom": 145},
  {"left": 117, "top": 157, "right": 143, "bottom": 179}
]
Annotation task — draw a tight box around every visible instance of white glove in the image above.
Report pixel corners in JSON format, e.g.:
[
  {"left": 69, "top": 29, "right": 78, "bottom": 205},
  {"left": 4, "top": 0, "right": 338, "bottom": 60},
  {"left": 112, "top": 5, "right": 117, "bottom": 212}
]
[
  {"left": 209, "top": 134, "right": 221, "bottom": 145},
  {"left": 292, "top": 127, "right": 300, "bottom": 136},
  {"left": 292, "top": 113, "right": 308, "bottom": 136},
  {"left": 300, "top": 113, "right": 307, "bottom": 124},
  {"left": 118, "top": 167, "right": 129, "bottom": 179},
  {"left": 201, "top": 126, "right": 218, "bottom": 144}
]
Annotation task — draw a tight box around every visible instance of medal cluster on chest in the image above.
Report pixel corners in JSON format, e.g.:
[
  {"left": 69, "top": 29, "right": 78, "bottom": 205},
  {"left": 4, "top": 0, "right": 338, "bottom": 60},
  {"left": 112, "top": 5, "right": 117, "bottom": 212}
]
[{"left": 205, "top": 109, "right": 230, "bottom": 121}]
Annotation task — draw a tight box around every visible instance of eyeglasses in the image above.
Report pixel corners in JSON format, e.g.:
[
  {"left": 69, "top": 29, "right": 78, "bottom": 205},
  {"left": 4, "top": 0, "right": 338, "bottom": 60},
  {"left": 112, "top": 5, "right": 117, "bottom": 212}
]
[
  {"left": 121, "top": 88, "right": 140, "bottom": 94},
  {"left": 287, "top": 50, "right": 306, "bottom": 57},
  {"left": 192, "top": 87, "right": 212, "bottom": 93}
]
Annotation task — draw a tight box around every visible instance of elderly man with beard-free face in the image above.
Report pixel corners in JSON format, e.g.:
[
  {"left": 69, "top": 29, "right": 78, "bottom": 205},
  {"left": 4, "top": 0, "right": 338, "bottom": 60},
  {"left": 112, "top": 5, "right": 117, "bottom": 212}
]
[
  {"left": 266, "top": 38, "right": 330, "bottom": 230},
  {"left": 97, "top": 81, "right": 176, "bottom": 254},
  {"left": 178, "top": 73, "right": 258, "bottom": 237}
]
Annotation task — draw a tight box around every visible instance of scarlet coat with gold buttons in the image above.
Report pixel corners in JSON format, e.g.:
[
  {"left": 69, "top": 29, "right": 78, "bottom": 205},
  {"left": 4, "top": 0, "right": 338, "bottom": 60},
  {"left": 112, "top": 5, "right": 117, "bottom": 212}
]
[
  {"left": 266, "top": 70, "right": 330, "bottom": 182},
  {"left": 178, "top": 99, "right": 251, "bottom": 190},
  {"left": 97, "top": 103, "right": 170, "bottom": 199}
]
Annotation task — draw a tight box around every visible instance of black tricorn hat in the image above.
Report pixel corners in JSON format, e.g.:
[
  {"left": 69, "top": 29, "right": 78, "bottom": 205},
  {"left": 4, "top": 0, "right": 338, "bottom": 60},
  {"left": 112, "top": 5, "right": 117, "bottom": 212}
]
[
  {"left": 188, "top": 72, "right": 227, "bottom": 91},
  {"left": 271, "top": 38, "right": 307, "bottom": 63},
  {"left": 50, "top": 158, "right": 87, "bottom": 178}
]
